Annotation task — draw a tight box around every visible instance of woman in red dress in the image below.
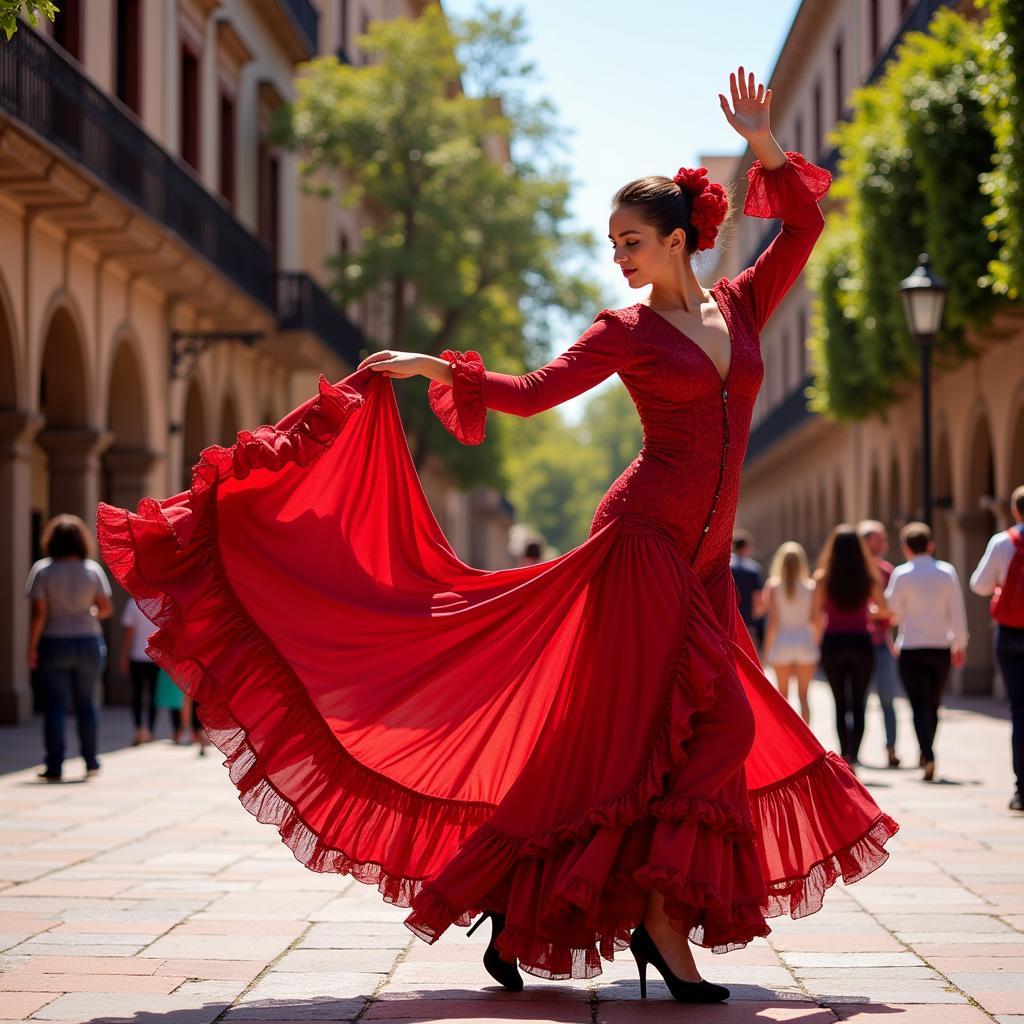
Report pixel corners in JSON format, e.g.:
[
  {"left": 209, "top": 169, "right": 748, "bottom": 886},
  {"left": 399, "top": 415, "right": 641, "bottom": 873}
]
[{"left": 97, "top": 69, "right": 897, "bottom": 1003}]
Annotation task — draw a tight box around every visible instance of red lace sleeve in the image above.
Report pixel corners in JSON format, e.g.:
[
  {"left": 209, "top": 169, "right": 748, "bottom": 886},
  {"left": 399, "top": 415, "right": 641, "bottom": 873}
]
[
  {"left": 428, "top": 350, "right": 487, "bottom": 446},
  {"left": 743, "top": 151, "right": 832, "bottom": 220},
  {"left": 730, "top": 152, "right": 831, "bottom": 332}
]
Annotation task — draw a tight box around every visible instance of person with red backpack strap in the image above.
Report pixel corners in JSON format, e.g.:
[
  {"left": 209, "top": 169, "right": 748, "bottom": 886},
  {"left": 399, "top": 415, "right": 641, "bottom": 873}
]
[{"left": 970, "top": 484, "right": 1024, "bottom": 813}]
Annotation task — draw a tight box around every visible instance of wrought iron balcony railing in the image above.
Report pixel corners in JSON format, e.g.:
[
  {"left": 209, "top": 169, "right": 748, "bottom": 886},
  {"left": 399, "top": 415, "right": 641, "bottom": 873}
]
[
  {"left": 0, "top": 28, "right": 273, "bottom": 311},
  {"left": 280, "top": 0, "right": 319, "bottom": 56},
  {"left": 745, "top": 376, "right": 815, "bottom": 465},
  {"left": 275, "top": 272, "right": 365, "bottom": 366}
]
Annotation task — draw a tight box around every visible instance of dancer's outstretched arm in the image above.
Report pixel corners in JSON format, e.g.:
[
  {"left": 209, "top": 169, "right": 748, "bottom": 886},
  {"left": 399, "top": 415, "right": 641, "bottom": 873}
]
[{"left": 358, "top": 312, "right": 626, "bottom": 419}]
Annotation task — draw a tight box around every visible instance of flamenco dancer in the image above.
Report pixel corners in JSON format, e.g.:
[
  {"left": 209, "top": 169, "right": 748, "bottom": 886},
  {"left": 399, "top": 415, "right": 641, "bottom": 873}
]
[{"left": 98, "top": 69, "right": 898, "bottom": 1003}]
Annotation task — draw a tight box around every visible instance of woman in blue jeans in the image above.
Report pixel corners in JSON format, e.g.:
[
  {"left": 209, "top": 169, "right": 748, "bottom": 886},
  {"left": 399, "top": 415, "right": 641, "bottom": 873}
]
[{"left": 25, "top": 514, "right": 113, "bottom": 781}]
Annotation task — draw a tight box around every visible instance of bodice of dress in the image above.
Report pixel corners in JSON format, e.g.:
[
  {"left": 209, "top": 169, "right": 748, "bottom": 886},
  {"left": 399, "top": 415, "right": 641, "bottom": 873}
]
[
  {"left": 585, "top": 292, "right": 761, "bottom": 578},
  {"left": 428, "top": 152, "right": 831, "bottom": 583}
]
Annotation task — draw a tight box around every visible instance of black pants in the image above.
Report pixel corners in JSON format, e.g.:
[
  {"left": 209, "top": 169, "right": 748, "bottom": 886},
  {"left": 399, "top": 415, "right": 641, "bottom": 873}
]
[
  {"left": 898, "top": 647, "right": 951, "bottom": 763},
  {"left": 996, "top": 625, "right": 1024, "bottom": 794},
  {"left": 820, "top": 633, "right": 874, "bottom": 764},
  {"left": 129, "top": 660, "right": 159, "bottom": 731},
  {"left": 169, "top": 705, "right": 201, "bottom": 732}
]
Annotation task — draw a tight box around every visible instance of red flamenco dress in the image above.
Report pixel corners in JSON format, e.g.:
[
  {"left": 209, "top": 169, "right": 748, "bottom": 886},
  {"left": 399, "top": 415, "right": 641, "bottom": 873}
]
[{"left": 97, "top": 152, "right": 898, "bottom": 980}]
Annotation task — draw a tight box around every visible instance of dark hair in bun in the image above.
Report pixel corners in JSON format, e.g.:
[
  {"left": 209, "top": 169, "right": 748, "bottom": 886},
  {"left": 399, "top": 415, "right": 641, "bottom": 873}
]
[{"left": 612, "top": 177, "right": 699, "bottom": 252}]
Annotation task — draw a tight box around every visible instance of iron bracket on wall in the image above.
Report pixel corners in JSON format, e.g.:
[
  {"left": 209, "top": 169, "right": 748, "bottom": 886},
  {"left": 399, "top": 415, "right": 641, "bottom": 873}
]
[{"left": 170, "top": 330, "right": 264, "bottom": 381}]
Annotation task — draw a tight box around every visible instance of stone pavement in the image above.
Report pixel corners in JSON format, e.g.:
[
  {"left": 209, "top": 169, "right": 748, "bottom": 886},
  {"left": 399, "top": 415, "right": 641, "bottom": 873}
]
[{"left": 1, "top": 681, "right": 1022, "bottom": 1024}]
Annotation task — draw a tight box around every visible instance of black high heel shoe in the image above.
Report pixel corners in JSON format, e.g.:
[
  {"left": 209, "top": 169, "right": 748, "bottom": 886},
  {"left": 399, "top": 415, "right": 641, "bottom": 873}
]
[
  {"left": 466, "top": 911, "right": 524, "bottom": 992},
  {"left": 629, "top": 923, "right": 729, "bottom": 1003}
]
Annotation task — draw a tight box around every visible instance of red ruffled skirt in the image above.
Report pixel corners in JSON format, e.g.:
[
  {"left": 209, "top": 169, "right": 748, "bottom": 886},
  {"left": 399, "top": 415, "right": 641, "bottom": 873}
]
[{"left": 97, "top": 370, "right": 898, "bottom": 981}]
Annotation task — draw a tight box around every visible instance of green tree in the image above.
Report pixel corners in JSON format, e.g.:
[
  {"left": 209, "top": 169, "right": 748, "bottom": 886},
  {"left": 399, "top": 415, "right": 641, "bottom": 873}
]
[
  {"left": 981, "top": 0, "right": 1024, "bottom": 299},
  {"left": 501, "top": 379, "right": 644, "bottom": 553},
  {"left": 809, "top": 9, "right": 1000, "bottom": 419},
  {"left": 0, "top": 0, "right": 57, "bottom": 39},
  {"left": 278, "top": 4, "right": 601, "bottom": 480}
]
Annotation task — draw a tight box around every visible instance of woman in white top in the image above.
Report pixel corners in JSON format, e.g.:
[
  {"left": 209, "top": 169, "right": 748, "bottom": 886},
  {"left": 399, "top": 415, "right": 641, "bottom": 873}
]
[{"left": 763, "top": 542, "right": 817, "bottom": 724}]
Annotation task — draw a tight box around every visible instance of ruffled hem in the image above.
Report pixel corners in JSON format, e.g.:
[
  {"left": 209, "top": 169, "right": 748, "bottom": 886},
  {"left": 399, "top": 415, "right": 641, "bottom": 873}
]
[
  {"left": 743, "top": 150, "right": 832, "bottom": 219},
  {"left": 427, "top": 349, "right": 487, "bottom": 445},
  {"left": 752, "top": 751, "right": 900, "bottom": 919},
  {"left": 97, "top": 375, "right": 494, "bottom": 910}
]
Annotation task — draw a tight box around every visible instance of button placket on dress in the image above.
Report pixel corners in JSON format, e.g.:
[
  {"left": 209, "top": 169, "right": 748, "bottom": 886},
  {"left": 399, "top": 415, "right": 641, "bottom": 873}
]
[{"left": 692, "top": 384, "right": 730, "bottom": 563}]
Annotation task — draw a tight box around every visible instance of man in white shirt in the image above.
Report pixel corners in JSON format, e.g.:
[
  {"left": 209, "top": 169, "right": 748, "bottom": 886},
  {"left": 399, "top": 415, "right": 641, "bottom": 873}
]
[
  {"left": 885, "top": 522, "right": 969, "bottom": 782},
  {"left": 970, "top": 484, "right": 1024, "bottom": 812}
]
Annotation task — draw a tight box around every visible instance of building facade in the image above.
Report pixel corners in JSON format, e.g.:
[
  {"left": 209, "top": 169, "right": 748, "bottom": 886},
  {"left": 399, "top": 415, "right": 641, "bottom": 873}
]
[
  {"left": 0, "top": 0, "right": 512, "bottom": 723},
  {"left": 711, "top": 0, "right": 1022, "bottom": 694}
]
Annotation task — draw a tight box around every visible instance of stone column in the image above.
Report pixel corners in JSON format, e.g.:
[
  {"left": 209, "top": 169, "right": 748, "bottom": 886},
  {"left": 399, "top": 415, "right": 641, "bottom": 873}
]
[
  {"left": 102, "top": 447, "right": 160, "bottom": 514},
  {"left": 0, "top": 410, "right": 44, "bottom": 724},
  {"left": 36, "top": 428, "right": 113, "bottom": 531},
  {"left": 101, "top": 447, "right": 160, "bottom": 706},
  {"left": 951, "top": 508, "right": 998, "bottom": 696}
]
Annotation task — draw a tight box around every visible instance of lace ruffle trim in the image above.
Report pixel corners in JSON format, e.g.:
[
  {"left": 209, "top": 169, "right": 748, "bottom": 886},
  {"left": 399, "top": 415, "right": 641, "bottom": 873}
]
[
  {"left": 743, "top": 150, "right": 832, "bottom": 219},
  {"left": 427, "top": 349, "right": 487, "bottom": 446}
]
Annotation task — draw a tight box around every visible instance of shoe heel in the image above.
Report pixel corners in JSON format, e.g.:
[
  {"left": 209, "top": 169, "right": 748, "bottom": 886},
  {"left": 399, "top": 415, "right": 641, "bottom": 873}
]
[
  {"left": 466, "top": 912, "right": 489, "bottom": 938},
  {"left": 631, "top": 951, "right": 647, "bottom": 999}
]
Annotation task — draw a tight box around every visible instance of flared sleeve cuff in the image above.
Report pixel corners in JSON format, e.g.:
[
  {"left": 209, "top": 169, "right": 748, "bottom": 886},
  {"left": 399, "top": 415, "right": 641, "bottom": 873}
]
[
  {"left": 428, "top": 349, "right": 488, "bottom": 446},
  {"left": 743, "top": 151, "right": 832, "bottom": 219}
]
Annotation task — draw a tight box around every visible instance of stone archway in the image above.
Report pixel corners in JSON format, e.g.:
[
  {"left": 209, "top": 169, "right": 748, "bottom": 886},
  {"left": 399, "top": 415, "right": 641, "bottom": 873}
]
[
  {"left": 934, "top": 430, "right": 953, "bottom": 560},
  {"left": 908, "top": 444, "right": 922, "bottom": 526},
  {"left": 182, "top": 377, "right": 209, "bottom": 489},
  {"left": 220, "top": 390, "right": 241, "bottom": 447},
  {"left": 35, "top": 304, "right": 108, "bottom": 530},
  {"left": 868, "top": 462, "right": 882, "bottom": 520},
  {"left": 0, "top": 277, "right": 38, "bottom": 722},
  {"left": 961, "top": 412, "right": 997, "bottom": 694},
  {"left": 817, "top": 484, "right": 828, "bottom": 550},
  {"left": 1008, "top": 399, "right": 1024, "bottom": 495},
  {"left": 103, "top": 337, "right": 156, "bottom": 512},
  {"left": 887, "top": 452, "right": 903, "bottom": 537}
]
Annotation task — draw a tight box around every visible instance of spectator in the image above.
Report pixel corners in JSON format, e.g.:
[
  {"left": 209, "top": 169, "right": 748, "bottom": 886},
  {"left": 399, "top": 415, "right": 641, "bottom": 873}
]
[
  {"left": 25, "top": 514, "right": 113, "bottom": 782},
  {"left": 518, "top": 540, "right": 544, "bottom": 567},
  {"left": 762, "top": 542, "right": 817, "bottom": 724},
  {"left": 857, "top": 520, "right": 902, "bottom": 767},
  {"left": 970, "top": 484, "right": 1024, "bottom": 812},
  {"left": 812, "top": 524, "right": 889, "bottom": 770},
  {"left": 730, "top": 530, "right": 765, "bottom": 651},
  {"left": 119, "top": 597, "right": 159, "bottom": 745},
  {"left": 885, "top": 522, "right": 968, "bottom": 783}
]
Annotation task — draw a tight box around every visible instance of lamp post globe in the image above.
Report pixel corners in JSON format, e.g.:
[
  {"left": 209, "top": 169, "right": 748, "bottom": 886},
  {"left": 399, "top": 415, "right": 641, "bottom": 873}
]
[{"left": 899, "top": 254, "right": 948, "bottom": 529}]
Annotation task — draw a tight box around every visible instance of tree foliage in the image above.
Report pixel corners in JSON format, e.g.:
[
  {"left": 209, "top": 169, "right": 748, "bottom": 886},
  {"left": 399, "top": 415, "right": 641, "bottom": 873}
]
[
  {"left": 0, "top": 0, "right": 57, "bottom": 39},
  {"left": 502, "top": 380, "right": 643, "bottom": 553},
  {"left": 809, "top": 9, "right": 1003, "bottom": 420},
  {"left": 981, "top": 0, "right": 1024, "bottom": 299},
  {"left": 278, "top": 4, "right": 602, "bottom": 478}
]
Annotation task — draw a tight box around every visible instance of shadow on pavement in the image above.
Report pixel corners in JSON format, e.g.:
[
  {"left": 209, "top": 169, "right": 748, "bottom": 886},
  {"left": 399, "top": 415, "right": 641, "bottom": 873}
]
[
  {"left": 0, "top": 705, "right": 179, "bottom": 776},
  {"left": 61, "top": 994, "right": 892, "bottom": 1024}
]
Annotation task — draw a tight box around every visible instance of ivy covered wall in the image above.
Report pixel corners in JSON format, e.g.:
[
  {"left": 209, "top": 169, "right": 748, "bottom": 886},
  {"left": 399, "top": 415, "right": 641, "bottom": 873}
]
[{"left": 807, "top": 4, "right": 1021, "bottom": 421}]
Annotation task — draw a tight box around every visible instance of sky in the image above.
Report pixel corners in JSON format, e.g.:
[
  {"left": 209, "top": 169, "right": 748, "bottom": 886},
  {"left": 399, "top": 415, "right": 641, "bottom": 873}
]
[{"left": 440, "top": 1, "right": 803, "bottom": 418}]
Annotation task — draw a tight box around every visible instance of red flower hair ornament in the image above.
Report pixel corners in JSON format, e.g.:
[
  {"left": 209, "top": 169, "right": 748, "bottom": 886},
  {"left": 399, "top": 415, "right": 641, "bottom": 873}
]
[{"left": 673, "top": 166, "right": 729, "bottom": 251}]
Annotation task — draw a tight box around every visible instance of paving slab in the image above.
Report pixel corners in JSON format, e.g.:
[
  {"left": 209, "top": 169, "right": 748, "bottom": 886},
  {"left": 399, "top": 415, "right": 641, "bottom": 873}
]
[{"left": 0, "top": 685, "right": 1022, "bottom": 1023}]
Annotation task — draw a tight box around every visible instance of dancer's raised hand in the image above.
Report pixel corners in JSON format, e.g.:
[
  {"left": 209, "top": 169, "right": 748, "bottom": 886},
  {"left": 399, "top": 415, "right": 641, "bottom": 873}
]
[{"left": 719, "top": 66, "right": 772, "bottom": 142}]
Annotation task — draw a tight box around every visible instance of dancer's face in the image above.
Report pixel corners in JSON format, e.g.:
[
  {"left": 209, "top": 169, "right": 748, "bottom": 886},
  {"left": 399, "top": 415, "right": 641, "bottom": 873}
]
[{"left": 608, "top": 207, "right": 687, "bottom": 291}]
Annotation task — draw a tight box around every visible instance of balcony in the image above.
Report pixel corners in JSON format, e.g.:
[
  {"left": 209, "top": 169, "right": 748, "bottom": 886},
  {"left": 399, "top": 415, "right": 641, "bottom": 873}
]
[
  {"left": 745, "top": 376, "right": 815, "bottom": 465},
  {"left": 0, "top": 27, "right": 273, "bottom": 313},
  {"left": 254, "top": 0, "right": 319, "bottom": 61},
  {"left": 274, "top": 272, "right": 365, "bottom": 366},
  {"left": 867, "top": 0, "right": 956, "bottom": 85}
]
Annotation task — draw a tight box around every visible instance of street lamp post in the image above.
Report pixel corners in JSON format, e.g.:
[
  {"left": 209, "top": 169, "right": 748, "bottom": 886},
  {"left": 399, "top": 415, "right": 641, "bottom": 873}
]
[{"left": 899, "top": 254, "right": 948, "bottom": 528}]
